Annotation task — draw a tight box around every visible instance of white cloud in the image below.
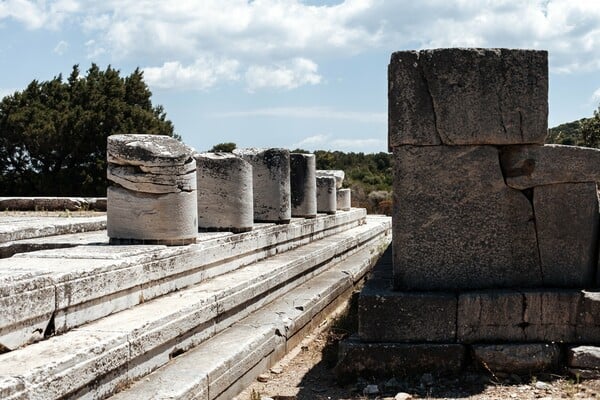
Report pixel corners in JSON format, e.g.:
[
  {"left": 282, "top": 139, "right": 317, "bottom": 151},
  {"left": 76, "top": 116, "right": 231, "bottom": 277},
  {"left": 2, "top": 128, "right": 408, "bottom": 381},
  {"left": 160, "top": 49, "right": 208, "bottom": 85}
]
[
  {"left": 213, "top": 107, "right": 386, "bottom": 123},
  {"left": 0, "top": 0, "right": 79, "bottom": 29},
  {"left": 143, "top": 56, "right": 240, "bottom": 90},
  {"left": 592, "top": 88, "right": 600, "bottom": 103},
  {"left": 53, "top": 40, "right": 69, "bottom": 55},
  {"left": 292, "top": 134, "right": 385, "bottom": 152},
  {"left": 245, "top": 58, "right": 321, "bottom": 91}
]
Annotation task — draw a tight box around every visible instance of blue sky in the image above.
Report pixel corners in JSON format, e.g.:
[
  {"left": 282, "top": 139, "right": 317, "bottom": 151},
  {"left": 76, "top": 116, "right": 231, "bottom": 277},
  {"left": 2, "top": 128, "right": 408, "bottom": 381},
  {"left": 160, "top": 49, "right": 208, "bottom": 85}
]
[{"left": 1, "top": 0, "right": 600, "bottom": 154}]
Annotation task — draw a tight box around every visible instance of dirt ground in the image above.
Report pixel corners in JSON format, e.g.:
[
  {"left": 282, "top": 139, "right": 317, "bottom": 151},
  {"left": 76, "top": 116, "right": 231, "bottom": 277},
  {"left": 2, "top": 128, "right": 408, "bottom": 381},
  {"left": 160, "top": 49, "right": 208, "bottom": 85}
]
[{"left": 237, "top": 311, "right": 600, "bottom": 400}]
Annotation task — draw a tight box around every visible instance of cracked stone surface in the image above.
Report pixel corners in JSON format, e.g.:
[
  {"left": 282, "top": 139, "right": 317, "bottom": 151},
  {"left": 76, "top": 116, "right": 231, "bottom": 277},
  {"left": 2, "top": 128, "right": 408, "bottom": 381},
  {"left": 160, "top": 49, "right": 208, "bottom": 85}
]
[
  {"left": 234, "top": 148, "right": 291, "bottom": 223},
  {"left": 393, "top": 145, "right": 540, "bottom": 290},
  {"left": 195, "top": 152, "right": 254, "bottom": 232},
  {"left": 316, "top": 176, "right": 336, "bottom": 215},
  {"left": 107, "top": 134, "right": 198, "bottom": 243},
  {"left": 388, "top": 48, "right": 548, "bottom": 148},
  {"left": 501, "top": 144, "right": 600, "bottom": 189},
  {"left": 456, "top": 289, "right": 600, "bottom": 343},
  {"left": 290, "top": 153, "right": 317, "bottom": 218}
]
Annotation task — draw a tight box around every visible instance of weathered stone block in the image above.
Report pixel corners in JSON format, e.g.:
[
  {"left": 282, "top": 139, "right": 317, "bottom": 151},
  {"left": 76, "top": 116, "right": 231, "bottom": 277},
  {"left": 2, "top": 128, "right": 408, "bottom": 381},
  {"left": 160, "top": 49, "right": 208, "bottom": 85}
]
[
  {"left": 388, "top": 48, "right": 548, "bottom": 148},
  {"left": 568, "top": 346, "right": 600, "bottom": 370},
  {"left": 233, "top": 148, "right": 291, "bottom": 223},
  {"left": 359, "top": 282, "right": 457, "bottom": 342},
  {"left": 316, "top": 170, "right": 344, "bottom": 189},
  {"left": 336, "top": 188, "right": 351, "bottom": 211},
  {"left": 107, "top": 134, "right": 197, "bottom": 245},
  {"left": 335, "top": 338, "right": 466, "bottom": 381},
  {"left": 195, "top": 152, "right": 254, "bottom": 233},
  {"left": 316, "top": 176, "right": 336, "bottom": 215},
  {"left": 501, "top": 144, "right": 600, "bottom": 189},
  {"left": 290, "top": 153, "right": 317, "bottom": 218},
  {"left": 458, "top": 289, "right": 580, "bottom": 343},
  {"left": 472, "top": 343, "right": 561, "bottom": 374},
  {"left": 393, "top": 145, "right": 540, "bottom": 290},
  {"left": 534, "top": 182, "right": 598, "bottom": 287}
]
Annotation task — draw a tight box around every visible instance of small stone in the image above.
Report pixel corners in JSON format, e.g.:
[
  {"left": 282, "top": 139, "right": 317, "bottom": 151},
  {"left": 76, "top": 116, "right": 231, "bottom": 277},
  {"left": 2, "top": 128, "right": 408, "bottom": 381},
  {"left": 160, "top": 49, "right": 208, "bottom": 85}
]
[
  {"left": 385, "top": 377, "right": 401, "bottom": 390},
  {"left": 363, "top": 384, "right": 380, "bottom": 395},
  {"left": 534, "top": 381, "right": 551, "bottom": 390},
  {"left": 257, "top": 373, "right": 270, "bottom": 382},
  {"left": 270, "top": 366, "right": 283, "bottom": 375},
  {"left": 420, "top": 373, "right": 434, "bottom": 386},
  {"left": 395, "top": 393, "right": 413, "bottom": 400}
]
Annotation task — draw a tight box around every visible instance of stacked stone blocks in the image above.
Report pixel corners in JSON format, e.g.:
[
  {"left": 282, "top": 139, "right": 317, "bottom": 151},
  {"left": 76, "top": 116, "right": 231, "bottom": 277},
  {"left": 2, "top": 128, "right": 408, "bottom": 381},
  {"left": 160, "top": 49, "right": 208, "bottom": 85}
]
[{"left": 344, "top": 48, "right": 600, "bottom": 377}]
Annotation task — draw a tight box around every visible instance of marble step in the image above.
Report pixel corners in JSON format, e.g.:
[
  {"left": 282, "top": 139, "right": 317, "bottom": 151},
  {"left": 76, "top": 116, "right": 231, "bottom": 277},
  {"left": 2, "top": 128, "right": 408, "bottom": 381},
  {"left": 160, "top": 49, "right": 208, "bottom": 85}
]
[
  {"left": 110, "top": 232, "right": 391, "bottom": 400},
  {"left": 0, "top": 216, "right": 391, "bottom": 400},
  {"left": 0, "top": 209, "right": 366, "bottom": 351}
]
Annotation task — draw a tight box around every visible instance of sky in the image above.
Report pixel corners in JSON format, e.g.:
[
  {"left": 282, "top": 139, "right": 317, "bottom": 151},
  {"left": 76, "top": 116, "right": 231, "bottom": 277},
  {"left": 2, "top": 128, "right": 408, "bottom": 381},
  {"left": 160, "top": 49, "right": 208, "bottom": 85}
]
[{"left": 1, "top": 1, "right": 600, "bottom": 154}]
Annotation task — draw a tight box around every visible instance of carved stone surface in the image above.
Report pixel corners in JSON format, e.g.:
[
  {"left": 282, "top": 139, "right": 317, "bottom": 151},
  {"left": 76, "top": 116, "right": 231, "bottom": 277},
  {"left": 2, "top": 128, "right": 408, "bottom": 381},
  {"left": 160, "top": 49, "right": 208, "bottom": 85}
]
[
  {"left": 393, "top": 145, "right": 540, "bottom": 290},
  {"left": 472, "top": 343, "right": 561, "bottom": 373},
  {"left": 233, "top": 148, "right": 291, "bottom": 223},
  {"left": 388, "top": 48, "right": 548, "bottom": 148},
  {"left": 290, "top": 153, "right": 317, "bottom": 218},
  {"left": 336, "top": 188, "right": 351, "bottom": 211},
  {"left": 534, "top": 182, "right": 599, "bottom": 287},
  {"left": 316, "top": 176, "right": 336, "bottom": 215},
  {"left": 316, "top": 170, "right": 345, "bottom": 189},
  {"left": 107, "top": 134, "right": 197, "bottom": 244},
  {"left": 194, "top": 152, "right": 253, "bottom": 233},
  {"left": 501, "top": 144, "right": 600, "bottom": 189}
]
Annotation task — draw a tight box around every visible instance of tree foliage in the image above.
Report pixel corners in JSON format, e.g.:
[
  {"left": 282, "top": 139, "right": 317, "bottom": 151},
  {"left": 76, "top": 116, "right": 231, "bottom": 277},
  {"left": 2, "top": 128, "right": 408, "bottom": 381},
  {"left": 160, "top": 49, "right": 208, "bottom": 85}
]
[
  {"left": 580, "top": 107, "right": 600, "bottom": 149},
  {"left": 546, "top": 105, "right": 600, "bottom": 149},
  {"left": 0, "top": 64, "right": 177, "bottom": 196},
  {"left": 210, "top": 142, "right": 236, "bottom": 152}
]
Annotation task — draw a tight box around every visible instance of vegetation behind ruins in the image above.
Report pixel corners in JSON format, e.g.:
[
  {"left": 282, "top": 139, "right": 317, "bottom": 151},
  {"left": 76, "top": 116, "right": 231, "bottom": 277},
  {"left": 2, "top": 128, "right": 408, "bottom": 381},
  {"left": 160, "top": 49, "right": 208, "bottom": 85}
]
[{"left": 0, "top": 64, "right": 177, "bottom": 196}]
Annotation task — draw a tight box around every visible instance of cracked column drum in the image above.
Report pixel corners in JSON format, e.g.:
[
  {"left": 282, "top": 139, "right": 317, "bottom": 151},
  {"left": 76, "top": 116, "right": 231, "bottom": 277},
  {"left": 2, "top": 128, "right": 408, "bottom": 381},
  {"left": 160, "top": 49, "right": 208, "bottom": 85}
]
[
  {"left": 233, "top": 148, "right": 291, "bottom": 224},
  {"left": 316, "top": 176, "right": 336, "bottom": 214},
  {"left": 336, "top": 188, "right": 351, "bottom": 211},
  {"left": 290, "top": 153, "right": 317, "bottom": 218},
  {"left": 194, "top": 152, "right": 253, "bottom": 233},
  {"left": 107, "top": 134, "right": 198, "bottom": 245}
]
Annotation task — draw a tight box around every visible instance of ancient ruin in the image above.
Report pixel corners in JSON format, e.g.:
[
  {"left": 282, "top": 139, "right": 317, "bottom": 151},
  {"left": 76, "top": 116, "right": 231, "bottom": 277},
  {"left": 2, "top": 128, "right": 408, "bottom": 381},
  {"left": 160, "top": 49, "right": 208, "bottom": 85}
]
[
  {"left": 337, "top": 48, "right": 600, "bottom": 379},
  {"left": 194, "top": 152, "right": 254, "bottom": 233},
  {"left": 107, "top": 134, "right": 198, "bottom": 245},
  {"left": 289, "top": 153, "right": 317, "bottom": 218}
]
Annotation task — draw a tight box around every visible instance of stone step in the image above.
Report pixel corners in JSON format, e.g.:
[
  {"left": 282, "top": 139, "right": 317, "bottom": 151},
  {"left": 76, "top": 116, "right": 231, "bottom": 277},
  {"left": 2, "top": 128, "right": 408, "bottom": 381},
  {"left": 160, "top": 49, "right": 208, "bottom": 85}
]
[
  {"left": 0, "top": 215, "right": 106, "bottom": 244},
  {"left": 0, "top": 209, "right": 366, "bottom": 351},
  {"left": 108, "top": 227, "right": 390, "bottom": 400},
  {"left": 0, "top": 216, "right": 391, "bottom": 400}
]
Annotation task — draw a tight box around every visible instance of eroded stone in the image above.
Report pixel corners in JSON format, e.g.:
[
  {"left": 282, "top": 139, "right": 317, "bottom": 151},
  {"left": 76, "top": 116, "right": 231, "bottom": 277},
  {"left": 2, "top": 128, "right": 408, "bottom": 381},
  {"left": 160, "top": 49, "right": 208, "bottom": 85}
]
[
  {"left": 316, "top": 176, "right": 336, "bottom": 215},
  {"left": 195, "top": 152, "right": 253, "bottom": 233},
  {"left": 316, "top": 170, "right": 345, "bottom": 189},
  {"left": 534, "top": 182, "right": 599, "bottom": 287},
  {"left": 336, "top": 188, "right": 351, "bottom": 211},
  {"left": 108, "top": 134, "right": 194, "bottom": 167},
  {"left": 472, "top": 343, "right": 561, "bottom": 373},
  {"left": 290, "top": 154, "right": 317, "bottom": 218},
  {"left": 233, "top": 148, "right": 291, "bottom": 224},
  {"left": 393, "top": 145, "right": 540, "bottom": 290},
  {"left": 388, "top": 48, "right": 548, "bottom": 148},
  {"left": 568, "top": 346, "right": 600, "bottom": 370},
  {"left": 502, "top": 144, "right": 600, "bottom": 189}
]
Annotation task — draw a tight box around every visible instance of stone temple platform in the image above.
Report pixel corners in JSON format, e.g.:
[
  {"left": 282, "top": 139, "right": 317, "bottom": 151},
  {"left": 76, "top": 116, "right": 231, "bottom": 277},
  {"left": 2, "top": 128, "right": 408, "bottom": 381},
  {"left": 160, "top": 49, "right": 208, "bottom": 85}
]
[{"left": 0, "top": 208, "right": 390, "bottom": 399}]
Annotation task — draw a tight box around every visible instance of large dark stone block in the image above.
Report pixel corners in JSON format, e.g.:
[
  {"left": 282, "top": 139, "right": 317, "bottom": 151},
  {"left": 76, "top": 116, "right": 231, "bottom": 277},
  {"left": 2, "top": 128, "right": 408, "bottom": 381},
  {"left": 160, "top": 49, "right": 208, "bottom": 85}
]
[
  {"left": 388, "top": 48, "right": 548, "bottom": 148},
  {"left": 472, "top": 343, "right": 561, "bottom": 373},
  {"left": 393, "top": 145, "right": 540, "bottom": 290}
]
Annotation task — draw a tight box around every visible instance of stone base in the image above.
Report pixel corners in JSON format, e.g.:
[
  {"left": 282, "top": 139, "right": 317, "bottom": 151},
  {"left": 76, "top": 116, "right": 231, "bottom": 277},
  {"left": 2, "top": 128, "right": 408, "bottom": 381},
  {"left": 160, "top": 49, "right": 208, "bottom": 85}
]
[
  {"left": 198, "top": 226, "right": 253, "bottom": 234},
  {"left": 109, "top": 237, "right": 197, "bottom": 246},
  {"left": 335, "top": 338, "right": 466, "bottom": 382}
]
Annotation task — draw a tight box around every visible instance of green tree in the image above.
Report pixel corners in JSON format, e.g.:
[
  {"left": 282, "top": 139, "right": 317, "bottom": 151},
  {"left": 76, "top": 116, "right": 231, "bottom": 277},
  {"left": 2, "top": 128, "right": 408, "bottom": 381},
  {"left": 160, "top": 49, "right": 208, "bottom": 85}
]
[
  {"left": 210, "top": 142, "right": 236, "bottom": 152},
  {"left": 581, "top": 106, "right": 600, "bottom": 149},
  {"left": 0, "top": 64, "right": 177, "bottom": 196}
]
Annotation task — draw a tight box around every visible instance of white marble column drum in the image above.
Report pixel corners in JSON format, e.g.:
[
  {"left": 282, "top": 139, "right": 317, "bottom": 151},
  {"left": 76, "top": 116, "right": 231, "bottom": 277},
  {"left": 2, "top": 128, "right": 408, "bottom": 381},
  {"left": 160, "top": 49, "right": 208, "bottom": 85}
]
[
  {"left": 233, "top": 148, "right": 291, "bottom": 224},
  {"left": 290, "top": 153, "right": 317, "bottom": 218},
  {"left": 107, "top": 134, "right": 198, "bottom": 245},
  {"left": 336, "top": 188, "right": 351, "bottom": 211},
  {"left": 316, "top": 176, "right": 337, "bottom": 215},
  {"left": 195, "top": 152, "right": 253, "bottom": 233}
]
